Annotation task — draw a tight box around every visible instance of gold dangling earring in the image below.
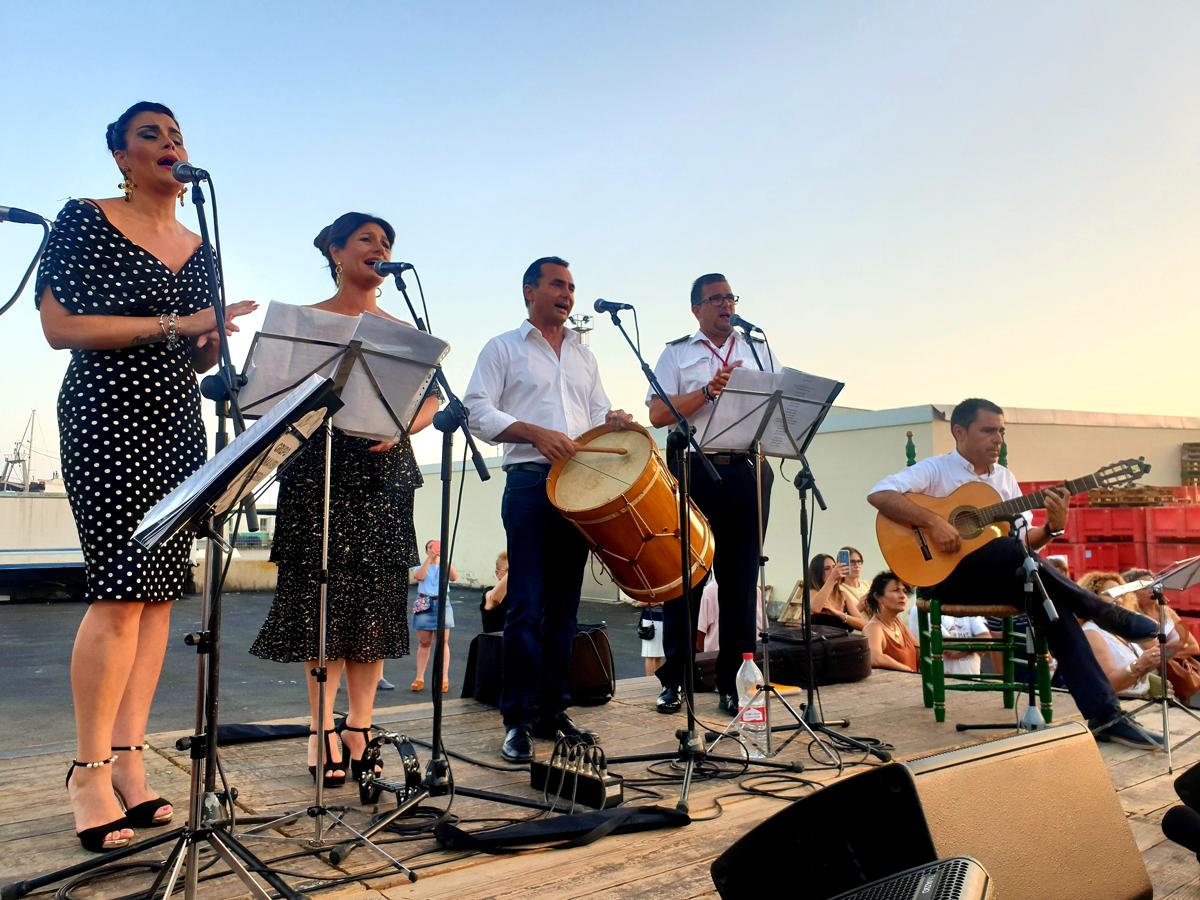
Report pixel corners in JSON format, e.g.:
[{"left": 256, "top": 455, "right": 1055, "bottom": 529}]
[
  {"left": 118, "top": 172, "right": 134, "bottom": 202},
  {"left": 178, "top": 186, "right": 188, "bottom": 207},
  {"left": 335, "top": 262, "right": 343, "bottom": 286}
]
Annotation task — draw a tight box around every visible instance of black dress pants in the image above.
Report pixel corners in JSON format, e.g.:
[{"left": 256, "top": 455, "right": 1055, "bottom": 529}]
[{"left": 659, "top": 455, "right": 773, "bottom": 696}]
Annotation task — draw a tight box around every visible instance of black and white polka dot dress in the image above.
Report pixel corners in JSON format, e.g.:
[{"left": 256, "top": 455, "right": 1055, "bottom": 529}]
[{"left": 36, "top": 199, "right": 209, "bottom": 603}]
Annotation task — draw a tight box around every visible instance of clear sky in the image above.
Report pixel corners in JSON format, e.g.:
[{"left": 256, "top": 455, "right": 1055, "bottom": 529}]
[{"left": 2, "top": 1, "right": 1197, "bottom": 477}]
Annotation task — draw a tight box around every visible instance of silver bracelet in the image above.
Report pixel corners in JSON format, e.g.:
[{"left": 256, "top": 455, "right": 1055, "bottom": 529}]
[
  {"left": 166, "top": 311, "right": 180, "bottom": 350},
  {"left": 158, "top": 314, "right": 169, "bottom": 341}
]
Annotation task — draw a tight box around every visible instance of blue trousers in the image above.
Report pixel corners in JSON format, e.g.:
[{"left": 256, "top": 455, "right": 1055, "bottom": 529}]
[
  {"left": 500, "top": 467, "right": 589, "bottom": 728},
  {"left": 930, "top": 537, "right": 1120, "bottom": 722}
]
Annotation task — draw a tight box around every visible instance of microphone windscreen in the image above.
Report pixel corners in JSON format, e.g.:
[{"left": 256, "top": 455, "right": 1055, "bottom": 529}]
[{"left": 1162, "top": 805, "right": 1200, "bottom": 857}]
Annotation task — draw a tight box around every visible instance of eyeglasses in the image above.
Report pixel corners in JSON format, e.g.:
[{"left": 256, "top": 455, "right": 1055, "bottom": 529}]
[
  {"left": 849, "top": 559, "right": 864, "bottom": 566},
  {"left": 702, "top": 294, "right": 739, "bottom": 307}
]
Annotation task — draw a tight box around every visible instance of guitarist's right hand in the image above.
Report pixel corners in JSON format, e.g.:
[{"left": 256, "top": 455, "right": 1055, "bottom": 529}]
[{"left": 928, "top": 517, "right": 963, "bottom": 554}]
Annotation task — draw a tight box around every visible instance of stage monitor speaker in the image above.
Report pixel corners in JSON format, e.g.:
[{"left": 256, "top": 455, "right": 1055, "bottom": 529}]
[
  {"left": 710, "top": 763, "right": 937, "bottom": 899},
  {"left": 829, "top": 856, "right": 991, "bottom": 900},
  {"left": 905, "top": 721, "right": 1151, "bottom": 900},
  {"left": 711, "top": 723, "right": 1151, "bottom": 900}
]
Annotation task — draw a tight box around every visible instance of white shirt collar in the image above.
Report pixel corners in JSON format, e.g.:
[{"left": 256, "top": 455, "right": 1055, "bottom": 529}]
[
  {"left": 689, "top": 328, "right": 739, "bottom": 349},
  {"left": 521, "top": 318, "right": 579, "bottom": 346},
  {"left": 953, "top": 447, "right": 994, "bottom": 478}
]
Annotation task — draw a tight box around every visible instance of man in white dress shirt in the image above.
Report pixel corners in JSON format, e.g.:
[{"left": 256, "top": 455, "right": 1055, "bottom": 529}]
[
  {"left": 647, "top": 273, "right": 779, "bottom": 716},
  {"left": 868, "top": 398, "right": 1161, "bottom": 750},
  {"left": 464, "top": 257, "right": 633, "bottom": 762}
]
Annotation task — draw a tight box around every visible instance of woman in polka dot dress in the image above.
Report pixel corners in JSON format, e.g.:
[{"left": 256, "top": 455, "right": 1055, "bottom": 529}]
[{"left": 36, "top": 101, "right": 257, "bottom": 853}]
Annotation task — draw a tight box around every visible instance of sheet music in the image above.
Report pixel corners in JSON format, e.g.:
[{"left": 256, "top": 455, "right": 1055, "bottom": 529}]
[
  {"left": 239, "top": 302, "right": 450, "bottom": 441},
  {"left": 134, "top": 374, "right": 336, "bottom": 548},
  {"left": 699, "top": 366, "right": 841, "bottom": 458}
]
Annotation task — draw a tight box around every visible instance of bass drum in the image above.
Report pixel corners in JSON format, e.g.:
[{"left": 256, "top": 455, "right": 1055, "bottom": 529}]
[{"left": 546, "top": 423, "right": 713, "bottom": 604}]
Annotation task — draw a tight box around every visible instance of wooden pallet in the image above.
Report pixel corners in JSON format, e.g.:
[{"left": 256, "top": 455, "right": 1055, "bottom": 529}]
[{"left": 1090, "top": 486, "right": 1178, "bottom": 507}]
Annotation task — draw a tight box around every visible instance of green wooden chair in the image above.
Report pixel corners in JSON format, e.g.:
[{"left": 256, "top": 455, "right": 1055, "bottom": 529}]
[
  {"left": 916, "top": 598, "right": 1053, "bottom": 723},
  {"left": 900, "top": 430, "right": 1052, "bottom": 723}
]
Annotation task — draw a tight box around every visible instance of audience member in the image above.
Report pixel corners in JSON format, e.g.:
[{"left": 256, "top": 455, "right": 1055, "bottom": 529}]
[
  {"left": 905, "top": 603, "right": 991, "bottom": 675},
  {"left": 838, "top": 546, "right": 871, "bottom": 607},
  {"left": 480, "top": 551, "right": 509, "bottom": 633},
  {"left": 638, "top": 602, "right": 665, "bottom": 678},
  {"left": 862, "top": 572, "right": 918, "bottom": 672},
  {"left": 808, "top": 553, "right": 867, "bottom": 630},
  {"left": 411, "top": 540, "right": 459, "bottom": 693},
  {"left": 1078, "top": 572, "right": 1163, "bottom": 711},
  {"left": 1123, "top": 568, "right": 1200, "bottom": 707},
  {"left": 696, "top": 574, "right": 765, "bottom": 652}
]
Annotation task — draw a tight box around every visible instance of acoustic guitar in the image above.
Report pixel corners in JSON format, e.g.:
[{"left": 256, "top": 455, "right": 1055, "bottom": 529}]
[{"left": 875, "top": 458, "right": 1150, "bottom": 587}]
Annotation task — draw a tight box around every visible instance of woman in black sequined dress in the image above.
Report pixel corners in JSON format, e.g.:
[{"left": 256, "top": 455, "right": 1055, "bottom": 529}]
[{"left": 250, "top": 212, "right": 438, "bottom": 786}]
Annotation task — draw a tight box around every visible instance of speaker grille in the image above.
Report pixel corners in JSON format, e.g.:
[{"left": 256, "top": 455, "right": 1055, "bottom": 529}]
[{"left": 830, "top": 857, "right": 989, "bottom": 900}]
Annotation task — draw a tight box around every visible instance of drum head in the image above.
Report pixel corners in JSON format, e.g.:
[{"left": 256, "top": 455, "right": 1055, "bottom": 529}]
[{"left": 552, "top": 428, "right": 654, "bottom": 512}]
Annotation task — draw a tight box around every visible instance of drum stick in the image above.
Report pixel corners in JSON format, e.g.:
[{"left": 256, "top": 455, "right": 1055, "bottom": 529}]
[{"left": 574, "top": 446, "right": 628, "bottom": 455}]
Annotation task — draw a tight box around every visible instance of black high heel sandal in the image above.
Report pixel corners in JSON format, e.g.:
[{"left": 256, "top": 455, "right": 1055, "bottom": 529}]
[
  {"left": 308, "top": 728, "right": 346, "bottom": 787},
  {"left": 65, "top": 756, "right": 133, "bottom": 853},
  {"left": 341, "top": 724, "right": 382, "bottom": 803},
  {"left": 111, "top": 744, "right": 173, "bottom": 827}
]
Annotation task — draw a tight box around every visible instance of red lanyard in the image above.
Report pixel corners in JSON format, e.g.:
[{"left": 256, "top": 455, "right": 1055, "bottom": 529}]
[{"left": 700, "top": 337, "right": 735, "bottom": 368}]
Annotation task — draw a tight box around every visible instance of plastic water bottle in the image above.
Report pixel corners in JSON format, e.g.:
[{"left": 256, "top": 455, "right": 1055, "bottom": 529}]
[{"left": 734, "top": 657, "right": 763, "bottom": 763}]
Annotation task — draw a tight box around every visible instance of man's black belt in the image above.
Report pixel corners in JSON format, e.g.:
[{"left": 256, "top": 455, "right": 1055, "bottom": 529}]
[
  {"left": 703, "top": 452, "right": 752, "bottom": 466},
  {"left": 502, "top": 462, "right": 553, "bottom": 474}
]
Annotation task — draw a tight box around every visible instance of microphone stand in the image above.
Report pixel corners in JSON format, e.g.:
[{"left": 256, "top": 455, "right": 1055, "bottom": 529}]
[
  {"left": 599, "top": 308, "right": 799, "bottom": 814},
  {"left": 0, "top": 213, "right": 50, "bottom": 318}
]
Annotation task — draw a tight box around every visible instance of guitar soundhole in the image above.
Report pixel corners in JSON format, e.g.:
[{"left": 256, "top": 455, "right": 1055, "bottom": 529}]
[{"left": 949, "top": 507, "right": 983, "bottom": 539}]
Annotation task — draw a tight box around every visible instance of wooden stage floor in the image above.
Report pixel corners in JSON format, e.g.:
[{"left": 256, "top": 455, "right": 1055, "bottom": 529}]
[{"left": 2, "top": 673, "right": 1198, "bottom": 898}]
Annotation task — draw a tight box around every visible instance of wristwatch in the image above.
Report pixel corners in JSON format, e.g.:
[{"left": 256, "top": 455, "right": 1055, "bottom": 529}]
[{"left": 1045, "top": 524, "right": 1065, "bottom": 539}]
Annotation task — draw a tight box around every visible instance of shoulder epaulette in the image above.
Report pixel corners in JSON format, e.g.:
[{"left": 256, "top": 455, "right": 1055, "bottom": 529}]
[{"left": 667, "top": 334, "right": 691, "bottom": 346}]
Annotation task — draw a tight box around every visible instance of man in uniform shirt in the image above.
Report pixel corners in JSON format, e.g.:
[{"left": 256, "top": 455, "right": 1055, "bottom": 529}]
[
  {"left": 868, "top": 398, "right": 1162, "bottom": 750},
  {"left": 464, "top": 256, "right": 633, "bottom": 762},
  {"left": 647, "top": 273, "right": 778, "bottom": 715}
]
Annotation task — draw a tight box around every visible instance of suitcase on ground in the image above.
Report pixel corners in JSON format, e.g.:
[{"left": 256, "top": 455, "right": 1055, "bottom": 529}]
[
  {"left": 462, "top": 624, "right": 616, "bottom": 707},
  {"left": 690, "top": 625, "right": 870, "bottom": 689},
  {"left": 763, "top": 624, "right": 871, "bottom": 686}
]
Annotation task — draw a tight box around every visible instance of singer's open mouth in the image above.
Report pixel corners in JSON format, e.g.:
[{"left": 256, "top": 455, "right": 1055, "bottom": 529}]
[{"left": 157, "top": 155, "right": 178, "bottom": 168}]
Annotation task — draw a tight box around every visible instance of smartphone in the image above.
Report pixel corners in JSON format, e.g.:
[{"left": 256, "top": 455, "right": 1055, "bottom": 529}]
[{"left": 836, "top": 549, "right": 851, "bottom": 569}]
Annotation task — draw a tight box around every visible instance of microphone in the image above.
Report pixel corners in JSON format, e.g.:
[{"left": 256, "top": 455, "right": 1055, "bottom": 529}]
[
  {"left": 0, "top": 205, "right": 47, "bottom": 225},
  {"left": 171, "top": 161, "right": 210, "bottom": 184},
  {"left": 729, "top": 313, "right": 761, "bottom": 333},
  {"left": 373, "top": 261, "right": 414, "bottom": 276},
  {"left": 1162, "top": 805, "right": 1200, "bottom": 861},
  {"left": 593, "top": 299, "right": 633, "bottom": 314}
]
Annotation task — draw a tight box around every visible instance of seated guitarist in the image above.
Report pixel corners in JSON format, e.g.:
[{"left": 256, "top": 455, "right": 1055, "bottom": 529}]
[{"left": 867, "top": 398, "right": 1162, "bottom": 750}]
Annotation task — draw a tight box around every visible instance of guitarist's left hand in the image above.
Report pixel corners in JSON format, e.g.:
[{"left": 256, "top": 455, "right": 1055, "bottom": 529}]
[{"left": 1044, "top": 486, "right": 1070, "bottom": 532}]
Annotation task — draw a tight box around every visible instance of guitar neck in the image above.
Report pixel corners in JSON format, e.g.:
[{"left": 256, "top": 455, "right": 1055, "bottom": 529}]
[{"left": 977, "top": 474, "right": 1098, "bottom": 524}]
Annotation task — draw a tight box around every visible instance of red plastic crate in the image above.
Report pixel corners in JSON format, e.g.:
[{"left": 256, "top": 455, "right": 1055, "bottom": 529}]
[
  {"left": 1066, "top": 507, "right": 1146, "bottom": 544},
  {"left": 1172, "top": 585, "right": 1200, "bottom": 615},
  {"left": 1147, "top": 543, "right": 1200, "bottom": 572},
  {"left": 1145, "top": 506, "right": 1200, "bottom": 542}
]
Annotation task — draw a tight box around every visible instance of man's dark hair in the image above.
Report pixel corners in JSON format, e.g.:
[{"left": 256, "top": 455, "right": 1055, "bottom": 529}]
[
  {"left": 1122, "top": 568, "right": 1152, "bottom": 584},
  {"left": 950, "top": 398, "right": 1004, "bottom": 432},
  {"left": 522, "top": 256, "right": 569, "bottom": 291},
  {"left": 690, "top": 273, "right": 727, "bottom": 307},
  {"left": 313, "top": 212, "right": 396, "bottom": 284},
  {"left": 106, "top": 101, "right": 178, "bottom": 152}
]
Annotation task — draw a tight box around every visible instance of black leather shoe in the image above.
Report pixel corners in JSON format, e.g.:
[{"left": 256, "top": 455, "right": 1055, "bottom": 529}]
[
  {"left": 532, "top": 712, "right": 598, "bottom": 742},
  {"left": 1090, "top": 603, "right": 1157, "bottom": 641},
  {"left": 656, "top": 685, "right": 682, "bottom": 714},
  {"left": 718, "top": 693, "right": 738, "bottom": 715},
  {"left": 500, "top": 726, "right": 533, "bottom": 763}
]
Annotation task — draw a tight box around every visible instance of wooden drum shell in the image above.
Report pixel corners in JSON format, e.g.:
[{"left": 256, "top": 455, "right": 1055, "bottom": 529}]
[{"left": 547, "top": 423, "right": 713, "bottom": 604}]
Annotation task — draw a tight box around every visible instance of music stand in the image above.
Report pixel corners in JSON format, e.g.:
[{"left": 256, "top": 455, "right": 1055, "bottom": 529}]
[
  {"left": 697, "top": 366, "right": 842, "bottom": 759},
  {"left": 232, "top": 303, "right": 446, "bottom": 874}
]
